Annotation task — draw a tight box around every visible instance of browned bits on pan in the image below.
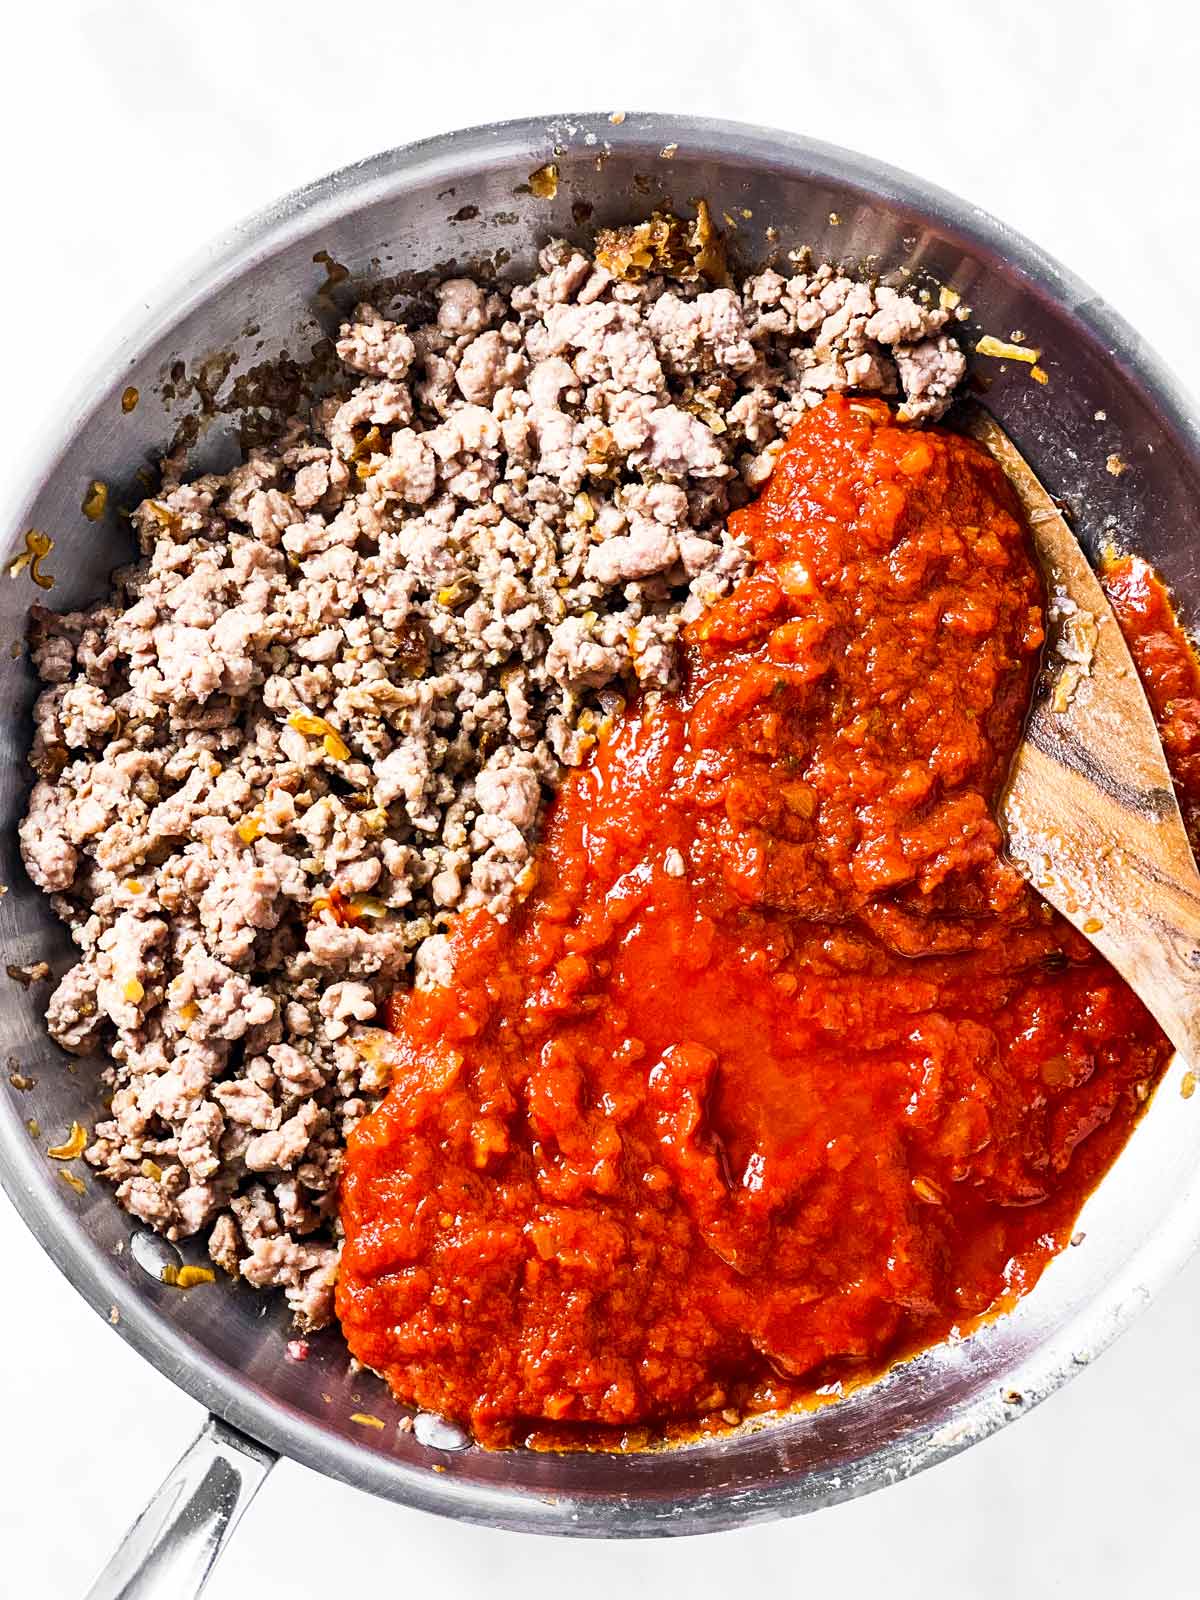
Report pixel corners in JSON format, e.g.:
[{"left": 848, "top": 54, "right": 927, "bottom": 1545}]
[
  {"left": 9, "top": 530, "right": 55, "bottom": 589},
  {"left": 82, "top": 480, "right": 109, "bottom": 521},
  {"left": 32, "top": 743, "right": 68, "bottom": 779},
  {"left": 313, "top": 249, "right": 349, "bottom": 288},
  {"left": 121, "top": 385, "right": 139, "bottom": 413},
  {"left": 350, "top": 425, "right": 382, "bottom": 462},
  {"left": 975, "top": 334, "right": 1040, "bottom": 365},
  {"left": 594, "top": 202, "right": 727, "bottom": 286},
  {"left": 158, "top": 1262, "right": 214, "bottom": 1288},
  {"left": 393, "top": 619, "right": 430, "bottom": 679},
  {"left": 528, "top": 163, "right": 559, "bottom": 200},
  {"left": 6, "top": 962, "right": 49, "bottom": 988},
  {"left": 585, "top": 426, "right": 617, "bottom": 476},
  {"left": 47, "top": 1122, "right": 88, "bottom": 1160},
  {"left": 169, "top": 1264, "right": 215, "bottom": 1288},
  {"left": 146, "top": 500, "right": 182, "bottom": 537}
]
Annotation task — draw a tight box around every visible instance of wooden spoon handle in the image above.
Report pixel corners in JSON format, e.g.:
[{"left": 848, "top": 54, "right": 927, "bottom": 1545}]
[
  {"left": 964, "top": 406, "right": 1200, "bottom": 1068},
  {"left": 1003, "top": 732, "right": 1200, "bottom": 1066}
]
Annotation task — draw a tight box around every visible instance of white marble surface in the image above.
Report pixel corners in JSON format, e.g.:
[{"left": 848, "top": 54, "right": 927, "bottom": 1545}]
[{"left": 4, "top": 2, "right": 1200, "bottom": 1594}]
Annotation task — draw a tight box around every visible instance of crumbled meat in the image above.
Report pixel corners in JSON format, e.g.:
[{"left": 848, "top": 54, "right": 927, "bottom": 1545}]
[
  {"left": 19, "top": 782, "right": 78, "bottom": 891},
  {"left": 336, "top": 305, "right": 416, "bottom": 381},
  {"left": 456, "top": 331, "right": 526, "bottom": 404},
  {"left": 318, "top": 980, "right": 377, "bottom": 1041},
  {"left": 208, "top": 1212, "right": 240, "bottom": 1275},
  {"left": 894, "top": 335, "right": 969, "bottom": 422},
  {"left": 435, "top": 278, "right": 489, "bottom": 336},
  {"left": 245, "top": 1099, "right": 325, "bottom": 1173},
  {"left": 20, "top": 218, "right": 966, "bottom": 1326},
  {"left": 44, "top": 961, "right": 102, "bottom": 1052},
  {"left": 646, "top": 289, "right": 757, "bottom": 375}
]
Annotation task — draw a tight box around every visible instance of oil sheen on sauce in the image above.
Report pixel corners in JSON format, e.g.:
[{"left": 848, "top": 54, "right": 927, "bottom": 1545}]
[{"left": 337, "top": 396, "right": 1177, "bottom": 1449}]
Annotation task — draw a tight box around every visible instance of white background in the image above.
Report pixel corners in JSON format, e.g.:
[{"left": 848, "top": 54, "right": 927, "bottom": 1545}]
[{"left": 4, "top": 2, "right": 1200, "bottom": 1595}]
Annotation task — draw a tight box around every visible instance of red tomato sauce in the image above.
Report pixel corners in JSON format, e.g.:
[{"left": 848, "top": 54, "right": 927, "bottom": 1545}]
[
  {"left": 1102, "top": 552, "right": 1200, "bottom": 850},
  {"left": 337, "top": 396, "right": 1174, "bottom": 1449}
]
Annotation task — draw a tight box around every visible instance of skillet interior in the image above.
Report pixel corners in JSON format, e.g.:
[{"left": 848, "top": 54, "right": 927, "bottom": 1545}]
[{"left": 2, "top": 113, "right": 1200, "bottom": 1536}]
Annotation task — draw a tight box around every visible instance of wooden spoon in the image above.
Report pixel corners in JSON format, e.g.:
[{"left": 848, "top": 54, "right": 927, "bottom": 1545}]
[{"left": 963, "top": 405, "right": 1200, "bottom": 1069}]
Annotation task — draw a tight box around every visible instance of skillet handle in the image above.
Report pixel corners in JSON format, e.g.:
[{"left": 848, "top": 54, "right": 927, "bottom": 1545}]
[{"left": 85, "top": 1414, "right": 276, "bottom": 1600}]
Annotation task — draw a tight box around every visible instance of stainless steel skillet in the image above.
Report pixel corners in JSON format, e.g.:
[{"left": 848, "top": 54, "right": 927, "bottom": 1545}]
[{"left": 3, "top": 113, "right": 1200, "bottom": 1596}]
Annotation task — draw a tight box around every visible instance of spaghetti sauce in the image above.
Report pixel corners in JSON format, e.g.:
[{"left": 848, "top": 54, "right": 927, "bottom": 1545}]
[
  {"left": 337, "top": 396, "right": 1176, "bottom": 1447},
  {"left": 1102, "top": 552, "right": 1200, "bottom": 851}
]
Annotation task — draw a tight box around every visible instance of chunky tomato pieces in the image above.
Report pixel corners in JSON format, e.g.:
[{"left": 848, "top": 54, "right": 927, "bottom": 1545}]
[{"left": 337, "top": 397, "right": 1173, "bottom": 1448}]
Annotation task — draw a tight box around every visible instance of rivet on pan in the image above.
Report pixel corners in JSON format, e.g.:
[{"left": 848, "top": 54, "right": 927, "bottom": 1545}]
[
  {"left": 129, "top": 1229, "right": 182, "bottom": 1283},
  {"left": 413, "top": 1412, "right": 471, "bottom": 1451}
]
